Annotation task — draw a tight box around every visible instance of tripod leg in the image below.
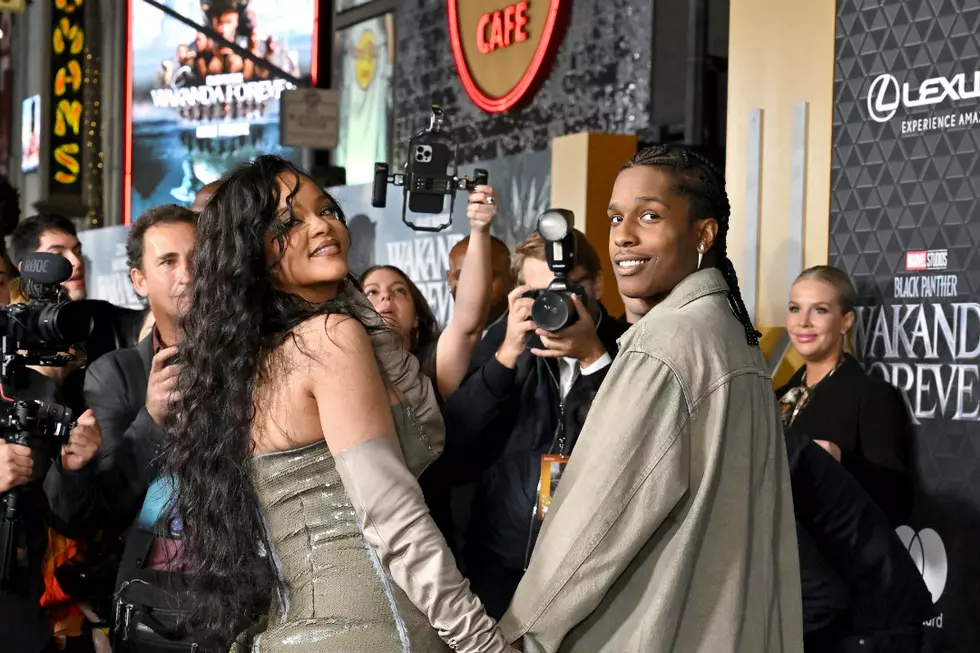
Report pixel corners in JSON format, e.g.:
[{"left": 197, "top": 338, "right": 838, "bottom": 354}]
[{"left": 0, "top": 520, "right": 15, "bottom": 587}]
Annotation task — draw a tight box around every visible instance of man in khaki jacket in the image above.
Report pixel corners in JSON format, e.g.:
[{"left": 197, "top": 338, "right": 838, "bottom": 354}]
[{"left": 499, "top": 145, "right": 803, "bottom": 652}]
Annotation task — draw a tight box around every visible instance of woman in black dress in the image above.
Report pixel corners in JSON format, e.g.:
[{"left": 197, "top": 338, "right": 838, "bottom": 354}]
[{"left": 777, "top": 265, "right": 913, "bottom": 525}]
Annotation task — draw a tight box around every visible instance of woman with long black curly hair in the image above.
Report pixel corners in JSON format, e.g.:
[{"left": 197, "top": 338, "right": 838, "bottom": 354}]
[{"left": 163, "top": 155, "right": 515, "bottom": 653}]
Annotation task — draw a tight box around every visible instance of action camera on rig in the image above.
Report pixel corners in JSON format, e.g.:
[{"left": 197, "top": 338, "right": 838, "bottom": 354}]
[
  {"left": 372, "top": 105, "right": 489, "bottom": 233},
  {"left": 522, "top": 209, "right": 588, "bottom": 333}
]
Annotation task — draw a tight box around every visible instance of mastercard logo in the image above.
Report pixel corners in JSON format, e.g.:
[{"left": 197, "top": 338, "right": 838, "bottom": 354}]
[{"left": 896, "top": 525, "right": 947, "bottom": 603}]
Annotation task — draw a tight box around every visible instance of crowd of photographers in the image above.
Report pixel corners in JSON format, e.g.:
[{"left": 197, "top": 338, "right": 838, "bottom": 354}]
[{"left": 0, "top": 167, "right": 933, "bottom": 653}]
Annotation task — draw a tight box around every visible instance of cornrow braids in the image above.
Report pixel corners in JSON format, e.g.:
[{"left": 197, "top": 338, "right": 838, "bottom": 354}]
[{"left": 623, "top": 145, "right": 762, "bottom": 346}]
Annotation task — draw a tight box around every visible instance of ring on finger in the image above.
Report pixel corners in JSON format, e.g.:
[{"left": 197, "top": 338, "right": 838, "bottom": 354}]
[{"left": 486, "top": 196, "right": 496, "bottom": 205}]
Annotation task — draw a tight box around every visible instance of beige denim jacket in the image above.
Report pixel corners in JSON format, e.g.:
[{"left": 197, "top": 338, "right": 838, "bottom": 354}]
[{"left": 500, "top": 269, "right": 804, "bottom": 653}]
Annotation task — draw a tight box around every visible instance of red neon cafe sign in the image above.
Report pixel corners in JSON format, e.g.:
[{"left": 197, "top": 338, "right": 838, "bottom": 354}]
[{"left": 448, "top": 0, "right": 563, "bottom": 113}]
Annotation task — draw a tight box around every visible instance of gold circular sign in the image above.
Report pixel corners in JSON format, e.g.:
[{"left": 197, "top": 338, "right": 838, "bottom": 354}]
[{"left": 353, "top": 29, "right": 377, "bottom": 90}]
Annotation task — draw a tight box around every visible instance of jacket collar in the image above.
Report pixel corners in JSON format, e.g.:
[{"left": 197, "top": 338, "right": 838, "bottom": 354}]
[
  {"left": 137, "top": 333, "right": 155, "bottom": 377},
  {"left": 652, "top": 268, "right": 729, "bottom": 313},
  {"left": 625, "top": 268, "right": 730, "bottom": 340}
]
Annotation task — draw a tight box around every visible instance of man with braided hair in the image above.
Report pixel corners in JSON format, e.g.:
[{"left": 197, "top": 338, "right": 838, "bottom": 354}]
[{"left": 500, "top": 145, "right": 803, "bottom": 652}]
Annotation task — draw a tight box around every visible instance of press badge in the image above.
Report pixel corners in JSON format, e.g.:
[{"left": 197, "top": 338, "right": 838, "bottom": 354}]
[{"left": 538, "top": 454, "right": 570, "bottom": 520}]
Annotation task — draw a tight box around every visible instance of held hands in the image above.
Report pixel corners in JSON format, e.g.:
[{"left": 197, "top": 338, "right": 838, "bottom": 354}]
[
  {"left": 530, "top": 294, "right": 607, "bottom": 368},
  {"left": 496, "top": 285, "right": 538, "bottom": 369},
  {"left": 0, "top": 441, "right": 33, "bottom": 493},
  {"left": 146, "top": 346, "right": 182, "bottom": 425},
  {"left": 61, "top": 409, "right": 102, "bottom": 472},
  {"left": 466, "top": 184, "right": 498, "bottom": 232},
  {"left": 814, "top": 439, "right": 842, "bottom": 462}
]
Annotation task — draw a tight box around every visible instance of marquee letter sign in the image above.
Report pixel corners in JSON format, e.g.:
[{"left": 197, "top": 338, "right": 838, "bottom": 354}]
[
  {"left": 448, "top": 0, "right": 563, "bottom": 113},
  {"left": 49, "top": 0, "right": 85, "bottom": 196}
]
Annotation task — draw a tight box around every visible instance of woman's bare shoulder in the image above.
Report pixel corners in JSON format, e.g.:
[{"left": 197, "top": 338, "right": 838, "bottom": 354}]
[{"left": 287, "top": 312, "right": 375, "bottom": 370}]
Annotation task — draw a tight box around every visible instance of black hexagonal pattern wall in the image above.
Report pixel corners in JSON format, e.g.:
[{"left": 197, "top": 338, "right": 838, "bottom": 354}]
[{"left": 831, "top": 1, "right": 980, "bottom": 650}]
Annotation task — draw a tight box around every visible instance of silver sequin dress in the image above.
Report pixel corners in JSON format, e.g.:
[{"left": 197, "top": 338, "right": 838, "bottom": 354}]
[{"left": 241, "top": 403, "right": 452, "bottom": 653}]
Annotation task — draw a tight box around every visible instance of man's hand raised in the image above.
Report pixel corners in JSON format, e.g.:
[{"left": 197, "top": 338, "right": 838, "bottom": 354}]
[
  {"left": 61, "top": 409, "right": 102, "bottom": 472},
  {"left": 146, "top": 346, "right": 181, "bottom": 425}
]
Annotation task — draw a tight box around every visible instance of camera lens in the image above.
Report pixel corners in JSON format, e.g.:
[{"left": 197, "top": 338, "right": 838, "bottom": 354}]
[
  {"left": 531, "top": 290, "right": 578, "bottom": 332},
  {"left": 33, "top": 300, "right": 95, "bottom": 345},
  {"left": 417, "top": 146, "right": 425, "bottom": 153}
]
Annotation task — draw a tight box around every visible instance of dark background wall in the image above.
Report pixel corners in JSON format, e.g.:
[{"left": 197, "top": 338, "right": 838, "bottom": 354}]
[
  {"left": 391, "top": 0, "right": 655, "bottom": 166},
  {"left": 830, "top": 1, "right": 980, "bottom": 650}
]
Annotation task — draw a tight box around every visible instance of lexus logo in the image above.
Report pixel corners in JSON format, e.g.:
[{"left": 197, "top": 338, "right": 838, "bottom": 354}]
[
  {"left": 867, "top": 73, "right": 901, "bottom": 123},
  {"left": 896, "top": 526, "right": 947, "bottom": 603},
  {"left": 866, "top": 70, "right": 980, "bottom": 123}
]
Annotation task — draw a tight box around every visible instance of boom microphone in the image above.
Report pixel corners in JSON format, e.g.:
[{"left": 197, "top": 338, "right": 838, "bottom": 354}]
[{"left": 19, "top": 252, "right": 73, "bottom": 285}]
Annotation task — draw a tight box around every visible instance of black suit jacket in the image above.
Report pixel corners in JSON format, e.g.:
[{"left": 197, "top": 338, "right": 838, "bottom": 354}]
[
  {"left": 777, "top": 357, "right": 914, "bottom": 525},
  {"left": 83, "top": 335, "right": 165, "bottom": 538},
  {"left": 84, "top": 301, "right": 148, "bottom": 365},
  {"left": 5, "top": 299, "right": 146, "bottom": 416},
  {"left": 785, "top": 425, "right": 934, "bottom": 638}
]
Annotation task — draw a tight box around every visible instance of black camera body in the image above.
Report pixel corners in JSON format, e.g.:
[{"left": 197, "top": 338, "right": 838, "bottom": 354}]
[
  {"left": 0, "top": 399, "right": 74, "bottom": 460},
  {"left": 525, "top": 209, "right": 586, "bottom": 333},
  {"left": 0, "top": 300, "right": 94, "bottom": 383},
  {"left": 522, "top": 285, "right": 587, "bottom": 332}
]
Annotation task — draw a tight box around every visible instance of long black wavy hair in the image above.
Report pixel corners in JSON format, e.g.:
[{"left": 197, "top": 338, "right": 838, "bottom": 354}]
[
  {"left": 622, "top": 145, "right": 762, "bottom": 346},
  {"left": 163, "top": 155, "right": 379, "bottom": 645},
  {"left": 360, "top": 264, "right": 439, "bottom": 355}
]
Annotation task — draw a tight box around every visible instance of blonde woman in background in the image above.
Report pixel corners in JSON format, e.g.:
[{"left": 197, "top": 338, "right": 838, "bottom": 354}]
[{"left": 777, "top": 265, "right": 914, "bottom": 525}]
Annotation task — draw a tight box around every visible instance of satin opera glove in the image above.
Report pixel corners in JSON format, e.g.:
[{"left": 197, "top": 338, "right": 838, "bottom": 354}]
[{"left": 335, "top": 435, "right": 517, "bottom": 653}]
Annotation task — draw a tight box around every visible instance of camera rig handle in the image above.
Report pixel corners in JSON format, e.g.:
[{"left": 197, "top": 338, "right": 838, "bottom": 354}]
[
  {"left": 371, "top": 106, "right": 490, "bottom": 233},
  {"left": 0, "top": 398, "right": 75, "bottom": 588}
]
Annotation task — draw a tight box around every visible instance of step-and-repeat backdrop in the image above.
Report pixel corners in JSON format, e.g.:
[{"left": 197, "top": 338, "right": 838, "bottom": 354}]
[{"left": 831, "top": 1, "right": 980, "bottom": 650}]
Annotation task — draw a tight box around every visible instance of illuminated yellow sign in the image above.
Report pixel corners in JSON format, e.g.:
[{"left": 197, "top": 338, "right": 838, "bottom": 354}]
[{"left": 49, "top": 0, "right": 85, "bottom": 193}]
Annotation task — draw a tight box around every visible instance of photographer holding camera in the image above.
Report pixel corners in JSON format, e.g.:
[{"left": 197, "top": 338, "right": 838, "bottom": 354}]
[
  {"left": 1, "top": 241, "right": 113, "bottom": 651},
  {"left": 440, "top": 221, "right": 626, "bottom": 619},
  {"left": 9, "top": 215, "right": 148, "bottom": 367},
  {"left": 83, "top": 205, "right": 204, "bottom": 652}
]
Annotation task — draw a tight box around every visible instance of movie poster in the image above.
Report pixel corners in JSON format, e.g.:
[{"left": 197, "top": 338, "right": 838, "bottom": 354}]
[
  {"left": 330, "top": 149, "right": 552, "bottom": 328},
  {"left": 129, "top": 0, "right": 314, "bottom": 217},
  {"left": 832, "top": 1, "right": 980, "bottom": 650},
  {"left": 333, "top": 14, "right": 393, "bottom": 185}
]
